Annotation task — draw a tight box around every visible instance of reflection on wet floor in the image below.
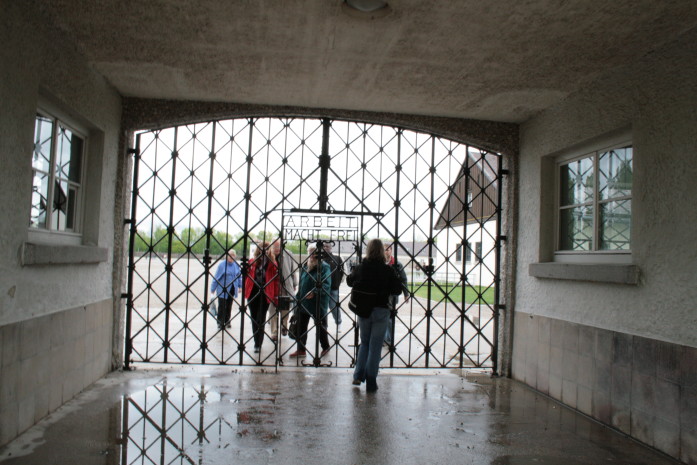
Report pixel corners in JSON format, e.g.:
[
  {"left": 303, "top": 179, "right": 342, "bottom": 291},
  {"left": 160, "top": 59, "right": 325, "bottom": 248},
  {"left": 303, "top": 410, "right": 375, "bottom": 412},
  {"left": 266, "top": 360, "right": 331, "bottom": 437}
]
[
  {"left": 0, "top": 367, "right": 682, "bottom": 465},
  {"left": 122, "top": 383, "right": 283, "bottom": 464}
]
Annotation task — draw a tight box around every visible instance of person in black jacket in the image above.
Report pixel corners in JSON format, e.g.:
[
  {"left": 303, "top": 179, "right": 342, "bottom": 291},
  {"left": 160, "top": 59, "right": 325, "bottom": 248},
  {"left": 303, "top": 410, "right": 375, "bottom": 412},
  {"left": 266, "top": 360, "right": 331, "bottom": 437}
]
[
  {"left": 347, "top": 238, "right": 402, "bottom": 392},
  {"left": 323, "top": 242, "right": 344, "bottom": 329},
  {"left": 384, "top": 243, "right": 409, "bottom": 345}
]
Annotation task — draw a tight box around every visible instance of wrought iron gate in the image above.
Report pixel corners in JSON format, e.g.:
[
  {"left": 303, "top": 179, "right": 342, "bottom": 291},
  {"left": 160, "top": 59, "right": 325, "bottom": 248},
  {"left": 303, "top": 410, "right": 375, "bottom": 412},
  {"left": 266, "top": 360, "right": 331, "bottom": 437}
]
[{"left": 124, "top": 117, "right": 503, "bottom": 370}]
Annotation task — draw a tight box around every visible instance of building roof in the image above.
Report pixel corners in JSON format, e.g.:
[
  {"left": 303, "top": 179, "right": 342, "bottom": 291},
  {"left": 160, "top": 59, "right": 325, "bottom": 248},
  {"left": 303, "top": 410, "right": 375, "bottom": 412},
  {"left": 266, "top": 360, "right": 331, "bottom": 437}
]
[{"left": 434, "top": 149, "right": 499, "bottom": 230}]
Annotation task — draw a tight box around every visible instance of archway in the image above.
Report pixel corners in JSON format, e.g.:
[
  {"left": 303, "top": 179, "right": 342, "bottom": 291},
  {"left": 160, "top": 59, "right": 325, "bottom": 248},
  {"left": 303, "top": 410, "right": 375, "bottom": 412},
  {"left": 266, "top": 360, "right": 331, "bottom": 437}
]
[{"left": 124, "top": 117, "right": 503, "bottom": 370}]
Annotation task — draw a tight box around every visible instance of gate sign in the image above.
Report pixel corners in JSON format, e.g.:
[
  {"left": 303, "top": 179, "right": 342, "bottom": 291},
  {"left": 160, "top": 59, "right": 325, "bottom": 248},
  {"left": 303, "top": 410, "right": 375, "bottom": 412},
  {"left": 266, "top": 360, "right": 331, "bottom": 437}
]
[{"left": 283, "top": 213, "right": 359, "bottom": 242}]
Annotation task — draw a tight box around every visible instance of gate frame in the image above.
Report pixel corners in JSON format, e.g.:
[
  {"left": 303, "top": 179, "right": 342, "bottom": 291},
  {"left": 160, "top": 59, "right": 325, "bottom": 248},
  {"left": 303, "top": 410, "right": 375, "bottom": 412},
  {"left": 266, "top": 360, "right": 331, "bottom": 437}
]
[{"left": 117, "top": 109, "right": 516, "bottom": 375}]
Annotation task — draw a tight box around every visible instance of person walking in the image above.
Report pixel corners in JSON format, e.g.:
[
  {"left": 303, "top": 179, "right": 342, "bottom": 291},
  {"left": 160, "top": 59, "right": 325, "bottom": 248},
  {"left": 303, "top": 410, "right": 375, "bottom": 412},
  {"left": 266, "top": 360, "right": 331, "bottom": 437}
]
[
  {"left": 268, "top": 238, "right": 298, "bottom": 342},
  {"left": 210, "top": 250, "right": 242, "bottom": 330},
  {"left": 323, "top": 242, "right": 344, "bottom": 330},
  {"left": 289, "top": 245, "right": 331, "bottom": 359},
  {"left": 244, "top": 242, "right": 279, "bottom": 353},
  {"left": 383, "top": 243, "right": 409, "bottom": 346},
  {"left": 347, "top": 238, "right": 402, "bottom": 392}
]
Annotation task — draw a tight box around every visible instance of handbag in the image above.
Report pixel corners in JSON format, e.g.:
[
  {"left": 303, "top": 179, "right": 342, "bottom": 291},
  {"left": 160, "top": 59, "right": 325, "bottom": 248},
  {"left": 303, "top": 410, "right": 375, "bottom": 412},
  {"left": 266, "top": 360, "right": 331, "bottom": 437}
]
[
  {"left": 348, "top": 289, "right": 377, "bottom": 319},
  {"left": 287, "top": 313, "right": 299, "bottom": 340}
]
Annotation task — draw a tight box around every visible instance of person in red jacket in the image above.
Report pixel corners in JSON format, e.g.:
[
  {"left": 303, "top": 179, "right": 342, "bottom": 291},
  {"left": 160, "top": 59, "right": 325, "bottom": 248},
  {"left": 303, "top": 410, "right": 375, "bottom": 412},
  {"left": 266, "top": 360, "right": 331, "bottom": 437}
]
[{"left": 244, "top": 241, "right": 279, "bottom": 353}]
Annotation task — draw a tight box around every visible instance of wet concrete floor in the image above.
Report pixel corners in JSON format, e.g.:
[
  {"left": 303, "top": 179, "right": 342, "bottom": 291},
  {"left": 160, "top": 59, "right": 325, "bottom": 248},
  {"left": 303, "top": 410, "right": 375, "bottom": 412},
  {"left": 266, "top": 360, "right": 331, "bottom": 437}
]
[{"left": 0, "top": 367, "right": 681, "bottom": 465}]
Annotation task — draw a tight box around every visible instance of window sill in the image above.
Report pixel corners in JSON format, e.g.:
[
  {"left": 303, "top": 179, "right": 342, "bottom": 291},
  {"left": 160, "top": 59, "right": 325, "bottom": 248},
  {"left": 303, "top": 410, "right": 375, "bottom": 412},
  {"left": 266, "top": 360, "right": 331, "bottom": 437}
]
[
  {"left": 22, "top": 242, "right": 109, "bottom": 266},
  {"left": 528, "top": 262, "right": 640, "bottom": 285}
]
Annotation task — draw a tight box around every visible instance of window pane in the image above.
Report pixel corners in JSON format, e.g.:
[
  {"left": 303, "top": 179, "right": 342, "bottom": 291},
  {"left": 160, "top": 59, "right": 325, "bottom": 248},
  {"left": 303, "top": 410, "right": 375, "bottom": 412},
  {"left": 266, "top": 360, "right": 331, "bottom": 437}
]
[
  {"left": 33, "top": 114, "right": 53, "bottom": 173},
  {"left": 30, "top": 170, "right": 49, "bottom": 229},
  {"left": 66, "top": 186, "right": 77, "bottom": 230},
  {"left": 599, "top": 199, "right": 631, "bottom": 250},
  {"left": 559, "top": 206, "right": 593, "bottom": 251},
  {"left": 560, "top": 156, "right": 594, "bottom": 206},
  {"left": 599, "top": 146, "right": 632, "bottom": 200},
  {"left": 52, "top": 180, "right": 68, "bottom": 230},
  {"left": 56, "top": 124, "right": 83, "bottom": 183}
]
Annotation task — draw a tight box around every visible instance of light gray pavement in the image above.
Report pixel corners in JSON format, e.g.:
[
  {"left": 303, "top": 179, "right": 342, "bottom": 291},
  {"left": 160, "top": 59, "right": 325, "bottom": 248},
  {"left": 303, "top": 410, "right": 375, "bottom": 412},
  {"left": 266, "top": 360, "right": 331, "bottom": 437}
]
[{"left": 0, "top": 367, "right": 681, "bottom": 465}]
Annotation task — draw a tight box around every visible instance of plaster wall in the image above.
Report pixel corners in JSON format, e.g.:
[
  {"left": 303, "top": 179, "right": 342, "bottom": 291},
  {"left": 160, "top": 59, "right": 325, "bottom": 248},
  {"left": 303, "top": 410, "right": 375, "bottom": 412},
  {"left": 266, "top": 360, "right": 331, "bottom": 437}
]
[
  {"left": 0, "top": 3, "right": 122, "bottom": 327},
  {"left": 516, "top": 27, "right": 697, "bottom": 347}
]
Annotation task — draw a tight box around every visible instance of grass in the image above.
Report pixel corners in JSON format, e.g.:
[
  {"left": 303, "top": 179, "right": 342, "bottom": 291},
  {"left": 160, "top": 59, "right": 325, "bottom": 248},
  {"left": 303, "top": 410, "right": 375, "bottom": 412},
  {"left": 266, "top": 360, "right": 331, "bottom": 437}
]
[{"left": 407, "top": 282, "right": 495, "bottom": 304}]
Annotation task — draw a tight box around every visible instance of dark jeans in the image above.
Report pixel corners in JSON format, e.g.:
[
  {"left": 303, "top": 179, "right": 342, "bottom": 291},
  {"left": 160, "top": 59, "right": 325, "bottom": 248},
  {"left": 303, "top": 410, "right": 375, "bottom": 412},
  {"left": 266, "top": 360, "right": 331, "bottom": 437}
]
[
  {"left": 249, "top": 286, "right": 270, "bottom": 348},
  {"left": 216, "top": 297, "right": 233, "bottom": 328},
  {"left": 295, "top": 311, "right": 329, "bottom": 352}
]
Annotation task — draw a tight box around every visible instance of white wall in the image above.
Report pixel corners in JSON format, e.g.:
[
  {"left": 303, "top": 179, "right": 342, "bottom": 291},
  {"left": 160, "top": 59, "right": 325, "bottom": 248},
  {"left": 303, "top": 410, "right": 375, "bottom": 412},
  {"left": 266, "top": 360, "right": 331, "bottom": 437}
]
[
  {"left": 0, "top": 3, "right": 122, "bottom": 326},
  {"left": 437, "top": 221, "right": 497, "bottom": 287},
  {"left": 516, "top": 26, "right": 697, "bottom": 347}
]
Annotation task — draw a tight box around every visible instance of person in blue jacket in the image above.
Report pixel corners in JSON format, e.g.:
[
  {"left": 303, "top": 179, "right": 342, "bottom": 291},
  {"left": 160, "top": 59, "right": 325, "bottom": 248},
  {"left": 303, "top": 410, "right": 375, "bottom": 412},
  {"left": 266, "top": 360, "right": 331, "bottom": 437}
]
[
  {"left": 210, "top": 250, "right": 242, "bottom": 330},
  {"left": 289, "top": 245, "right": 332, "bottom": 358}
]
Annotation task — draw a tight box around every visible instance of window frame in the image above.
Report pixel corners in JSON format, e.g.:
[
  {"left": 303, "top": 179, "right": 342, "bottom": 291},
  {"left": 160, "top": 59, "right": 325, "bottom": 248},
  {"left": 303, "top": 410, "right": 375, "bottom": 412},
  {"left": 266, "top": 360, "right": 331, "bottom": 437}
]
[
  {"left": 30, "top": 104, "right": 88, "bottom": 243},
  {"left": 554, "top": 138, "right": 633, "bottom": 263}
]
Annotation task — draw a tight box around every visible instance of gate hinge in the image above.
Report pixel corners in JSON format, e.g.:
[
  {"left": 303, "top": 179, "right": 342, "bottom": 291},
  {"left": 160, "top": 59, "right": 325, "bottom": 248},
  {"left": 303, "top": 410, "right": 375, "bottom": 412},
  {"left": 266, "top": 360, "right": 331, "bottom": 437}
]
[
  {"left": 501, "top": 169, "right": 510, "bottom": 176},
  {"left": 124, "top": 218, "right": 134, "bottom": 225},
  {"left": 127, "top": 148, "right": 139, "bottom": 155},
  {"left": 498, "top": 235, "right": 507, "bottom": 242},
  {"left": 120, "top": 293, "right": 131, "bottom": 299}
]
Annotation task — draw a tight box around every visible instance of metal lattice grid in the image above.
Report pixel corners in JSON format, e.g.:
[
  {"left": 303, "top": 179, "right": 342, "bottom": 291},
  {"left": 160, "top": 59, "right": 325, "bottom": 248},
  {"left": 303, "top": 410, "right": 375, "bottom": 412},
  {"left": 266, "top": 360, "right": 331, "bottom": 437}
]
[{"left": 125, "top": 117, "right": 504, "bottom": 371}]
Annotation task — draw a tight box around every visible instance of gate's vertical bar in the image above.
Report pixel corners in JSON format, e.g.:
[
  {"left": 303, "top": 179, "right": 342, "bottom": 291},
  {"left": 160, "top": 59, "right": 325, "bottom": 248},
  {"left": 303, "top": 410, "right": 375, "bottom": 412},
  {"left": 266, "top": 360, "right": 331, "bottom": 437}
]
[
  {"left": 200, "top": 122, "right": 217, "bottom": 365},
  {"left": 493, "top": 154, "right": 504, "bottom": 374},
  {"left": 459, "top": 147, "right": 471, "bottom": 368},
  {"left": 425, "top": 136, "right": 437, "bottom": 368},
  {"left": 163, "top": 127, "right": 180, "bottom": 363},
  {"left": 275, "top": 118, "right": 291, "bottom": 369},
  {"left": 356, "top": 123, "right": 368, "bottom": 353},
  {"left": 319, "top": 118, "right": 331, "bottom": 212},
  {"left": 124, "top": 136, "right": 141, "bottom": 370},
  {"left": 238, "top": 118, "right": 255, "bottom": 364},
  {"left": 390, "top": 128, "right": 403, "bottom": 367}
]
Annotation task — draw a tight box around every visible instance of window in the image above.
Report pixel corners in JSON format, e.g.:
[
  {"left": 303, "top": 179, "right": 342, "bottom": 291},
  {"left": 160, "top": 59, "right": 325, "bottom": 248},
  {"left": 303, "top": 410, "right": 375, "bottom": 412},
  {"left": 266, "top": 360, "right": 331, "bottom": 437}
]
[
  {"left": 557, "top": 143, "right": 632, "bottom": 253},
  {"left": 464, "top": 241, "right": 480, "bottom": 263},
  {"left": 456, "top": 245, "right": 462, "bottom": 262},
  {"left": 31, "top": 111, "right": 86, "bottom": 233}
]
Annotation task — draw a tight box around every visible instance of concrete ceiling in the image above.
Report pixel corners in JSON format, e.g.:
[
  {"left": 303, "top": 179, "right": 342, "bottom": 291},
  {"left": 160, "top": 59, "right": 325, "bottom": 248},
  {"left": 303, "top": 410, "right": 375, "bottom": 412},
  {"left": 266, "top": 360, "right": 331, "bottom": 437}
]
[{"left": 36, "top": 0, "right": 697, "bottom": 123}]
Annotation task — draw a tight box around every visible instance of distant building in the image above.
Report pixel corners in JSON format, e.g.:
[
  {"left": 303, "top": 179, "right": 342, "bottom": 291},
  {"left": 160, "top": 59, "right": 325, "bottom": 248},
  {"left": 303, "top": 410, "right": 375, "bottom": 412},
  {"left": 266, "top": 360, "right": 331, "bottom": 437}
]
[{"left": 434, "top": 149, "right": 499, "bottom": 286}]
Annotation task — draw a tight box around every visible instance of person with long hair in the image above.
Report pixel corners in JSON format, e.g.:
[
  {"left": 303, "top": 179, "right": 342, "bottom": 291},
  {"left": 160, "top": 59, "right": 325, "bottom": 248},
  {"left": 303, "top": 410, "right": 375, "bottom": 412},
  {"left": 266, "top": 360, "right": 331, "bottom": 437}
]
[
  {"left": 346, "top": 238, "right": 402, "bottom": 392},
  {"left": 268, "top": 238, "right": 298, "bottom": 342},
  {"left": 289, "top": 244, "right": 331, "bottom": 358},
  {"left": 244, "top": 241, "right": 279, "bottom": 353}
]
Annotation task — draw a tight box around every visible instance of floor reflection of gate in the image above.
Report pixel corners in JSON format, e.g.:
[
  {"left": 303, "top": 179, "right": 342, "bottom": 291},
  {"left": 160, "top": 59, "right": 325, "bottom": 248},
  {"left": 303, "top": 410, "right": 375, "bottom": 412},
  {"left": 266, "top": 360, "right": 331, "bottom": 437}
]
[{"left": 124, "top": 117, "right": 503, "bottom": 371}]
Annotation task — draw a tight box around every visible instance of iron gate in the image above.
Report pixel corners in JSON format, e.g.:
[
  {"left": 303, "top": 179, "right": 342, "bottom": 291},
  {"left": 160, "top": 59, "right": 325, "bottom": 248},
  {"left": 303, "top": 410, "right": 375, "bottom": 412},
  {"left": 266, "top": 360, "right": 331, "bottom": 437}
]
[{"left": 124, "top": 117, "right": 503, "bottom": 370}]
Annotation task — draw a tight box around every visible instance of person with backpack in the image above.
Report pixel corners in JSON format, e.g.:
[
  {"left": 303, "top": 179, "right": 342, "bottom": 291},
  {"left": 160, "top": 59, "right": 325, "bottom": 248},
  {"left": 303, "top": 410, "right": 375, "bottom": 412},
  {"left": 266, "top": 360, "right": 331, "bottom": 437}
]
[{"left": 347, "top": 239, "right": 402, "bottom": 392}]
